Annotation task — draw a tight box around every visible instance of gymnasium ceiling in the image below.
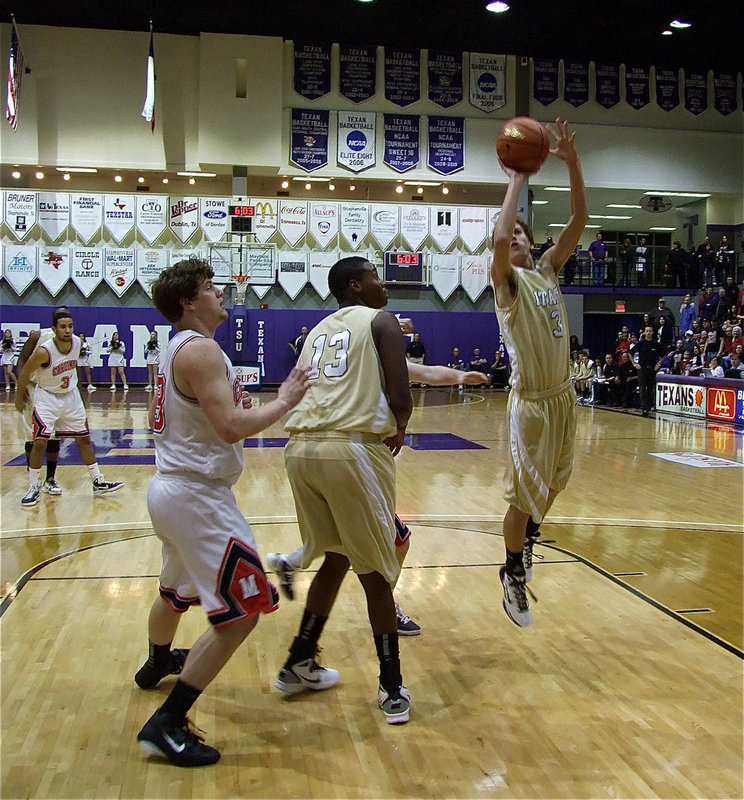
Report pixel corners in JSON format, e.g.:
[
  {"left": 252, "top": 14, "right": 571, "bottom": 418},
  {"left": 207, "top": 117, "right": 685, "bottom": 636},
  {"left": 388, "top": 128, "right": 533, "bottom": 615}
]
[{"left": 4, "top": 0, "right": 742, "bottom": 239}]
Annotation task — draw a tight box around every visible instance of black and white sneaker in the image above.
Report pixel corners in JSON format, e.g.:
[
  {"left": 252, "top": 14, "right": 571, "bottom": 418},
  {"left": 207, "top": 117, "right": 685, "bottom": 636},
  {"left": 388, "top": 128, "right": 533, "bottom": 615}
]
[
  {"left": 522, "top": 534, "right": 543, "bottom": 583},
  {"left": 41, "top": 477, "right": 62, "bottom": 496},
  {"left": 265, "top": 552, "right": 295, "bottom": 601},
  {"left": 137, "top": 711, "right": 220, "bottom": 767},
  {"left": 275, "top": 655, "right": 340, "bottom": 695},
  {"left": 378, "top": 685, "right": 411, "bottom": 724},
  {"left": 92, "top": 478, "right": 124, "bottom": 496},
  {"left": 21, "top": 483, "right": 41, "bottom": 507},
  {"left": 134, "top": 649, "right": 190, "bottom": 689},
  {"left": 395, "top": 603, "right": 421, "bottom": 636},
  {"left": 500, "top": 566, "right": 532, "bottom": 627}
]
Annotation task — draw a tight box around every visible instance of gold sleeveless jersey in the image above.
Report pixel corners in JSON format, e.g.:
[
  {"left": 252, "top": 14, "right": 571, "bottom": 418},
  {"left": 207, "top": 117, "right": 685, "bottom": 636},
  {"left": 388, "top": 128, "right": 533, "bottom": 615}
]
[
  {"left": 284, "top": 305, "right": 397, "bottom": 437},
  {"left": 494, "top": 261, "right": 571, "bottom": 395}
]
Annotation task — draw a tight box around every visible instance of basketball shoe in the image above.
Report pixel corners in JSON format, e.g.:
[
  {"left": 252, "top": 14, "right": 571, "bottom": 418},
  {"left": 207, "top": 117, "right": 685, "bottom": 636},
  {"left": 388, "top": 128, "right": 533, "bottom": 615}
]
[
  {"left": 21, "top": 483, "right": 41, "bottom": 507},
  {"left": 134, "top": 648, "right": 190, "bottom": 690},
  {"left": 500, "top": 565, "right": 532, "bottom": 627},
  {"left": 41, "top": 477, "right": 62, "bottom": 496},
  {"left": 522, "top": 533, "right": 542, "bottom": 583},
  {"left": 137, "top": 711, "right": 220, "bottom": 767},
  {"left": 93, "top": 477, "right": 124, "bottom": 496},
  {"left": 275, "top": 655, "right": 340, "bottom": 695},
  {"left": 378, "top": 685, "right": 411, "bottom": 724},
  {"left": 395, "top": 603, "right": 421, "bottom": 636},
  {"left": 266, "top": 552, "right": 295, "bottom": 600}
]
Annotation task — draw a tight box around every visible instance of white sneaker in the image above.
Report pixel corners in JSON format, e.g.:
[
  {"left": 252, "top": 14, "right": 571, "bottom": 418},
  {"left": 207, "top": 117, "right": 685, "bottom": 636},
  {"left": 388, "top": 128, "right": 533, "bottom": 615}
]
[
  {"left": 500, "top": 566, "right": 532, "bottom": 627},
  {"left": 378, "top": 685, "right": 411, "bottom": 724},
  {"left": 41, "top": 478, "right": 63, "bottom": 496},
  {"left": 110, "top": 384, "right": 116, "bottom": 391},
  {"left": 145, "top": 384, "right": 153, "bottom": 392},
  {"left": 123, "top": 384, "right": 129, "bottom": 391},
  {"left": 87, "top": 384, "right": 96, "bottom": 392},
  {"left": 275, "top": 656, "right": 340, "bottom": 695}
]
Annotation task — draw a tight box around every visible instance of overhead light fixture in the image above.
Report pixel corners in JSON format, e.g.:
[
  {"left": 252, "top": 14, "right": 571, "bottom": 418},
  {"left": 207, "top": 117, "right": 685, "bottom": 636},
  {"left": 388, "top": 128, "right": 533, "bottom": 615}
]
[
  {"left": 584, "top": 224, "right": 601, "bottom": 229},
  {"left": 188, "top": 177, "right": 196, "bottom": 185},
  {"left": 644, "top": 191, "right": 709, "bottom": 198},
  {"left": 138, "top": 176, "right": 145, "bottom": 183},
  {"left": 395, "top": 185, "right": 404, "bottom": 194},
  {"left": 292, "top": 176, "right": 330, "bottom": 182},
  {"left": 417, "top": 187, "right": 424, "bottom": 194},
  {"left": 162, "top": 177, "right": 169, "bottom": 184},
  {"left": 589, "top": 214, "right": 632, "bottom": 220},
  {"left": 63, "top": 173, "right": 71, "bottom": 181},
  {"left": 670, "top": 19, "right": 691, "bottom": 29},
  {"left": 114, "top": 175, "right": 123, "bottom": 183},
  {"left": 11, "top": 170, "right": 21, "bottom": 179},
  {"left": 607, "top": 203, "right": 641, "bottom": 209},
  {"left": 650, "top": 226, "right": 677, "bottom": 231},
  {"left": 281, "top": 179, "right": 289, "bottom": 189},
  {"left": 531, "top": 200, "right": 548, "bottom": 205},
  {"left": 328, "top": 182, "right": 335, "bottom": 190},
  {"left": 548, "top": 223, "right": 566, "bottom": 227},
  {"left": 305, "top": 182, "right": 312, "bottom": 190},
  {"left": 661, "top": 30, "right": 673, "bottom": 36},
  {"left": 176, "top": 171, "right": 217, "bottom": 177},
  {"left": 403, "top": 180, "right": 441, "bottom": 186},
  {"left": 442, "top": 186, "right": 449, "bottom": 195},
  {"left": 35, "top": 171, "right": 44, "bottom": 179},
  {"left": 349, "top": 184, "right": 356, "bottom": 191},
  {"left": 486, "top": 1, "right": 510, "bottom": 13},
  {"left": 544, "top": 186, "right": 571, "bottom": 192},
  {"left": 56, "top": 166, "right": 98, "bottom": 173}
]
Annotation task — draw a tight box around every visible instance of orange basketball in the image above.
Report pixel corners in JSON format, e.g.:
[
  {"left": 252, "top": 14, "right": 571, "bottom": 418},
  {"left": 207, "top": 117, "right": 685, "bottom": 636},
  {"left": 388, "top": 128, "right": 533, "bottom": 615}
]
[{"left": 496, "top": 117, "right": 550, "bottom": 174}]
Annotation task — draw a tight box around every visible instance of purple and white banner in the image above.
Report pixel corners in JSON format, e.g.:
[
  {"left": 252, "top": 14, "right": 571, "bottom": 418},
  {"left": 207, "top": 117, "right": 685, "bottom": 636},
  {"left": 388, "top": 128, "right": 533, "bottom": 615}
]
[
  {"left": 136, "top": 248, "right": 168, "bottom": 297},
  {"left": 37, "top": 192, "right": 70, "bottom": 241},
  {"left": 340, "top": 45, "right": 377, "bottom": 103},
  {"left": 383, "top": 114, "right": 420, "bottom": 172},
  {"left": 278, "top": 200, "right": 308, "bottom": 247},
  {"left": 104, "top": 249, "right": 136, "bottom": 297},
  {"left": 136, "top": 195, "right": 168, "bottom": 243},
  {"left": 38, "top": 247, "right": 70, "bottom": 297},
  {"left": 684, "top": 70, "right": 708, "bottom": 115},
  {"left": 70, "top": 194, "right": 103, "bottom": 243},
  {"left": 290, "top": 108, "right": 330, "bottom": 172},
  {"left": 3, "top": 244, "right": 37, "bottom": 294},
  {"left": 428, "top": 51, "right": 463, "bottom": 108},
  {"left": 384, "top": 48, "right": 421, "bottom": 107},
  {"left": 199, "top": 198, "right": 229, "bottom": 242},
  {"left": 713, "top": 72, "right": 736, "bottom": 116},
  {"left": 427, "top": 116, "right": 464, "bottom": 175},
  {"left": 251, "top": 198, "right": 279, "bottom": 244},
  {"left": 308, "top": 202, "right": 339, "bottom": 248},
  {"left": 4, "top": 190, "right": 36, "bottom": 241},
  {"left": 400, "top": 205, "right": 429, "bottom": 251},
  {"left": 655, "top": 67, "right": 680, "bottom": 111},
  {"left": 71, "top": 247, "right": 104, "bottom": 297},
  {"left": 430, "top": 254, "right": 459, "bottom": 301},
  {"left": 468, "top": 53, "right": 505, "bottom": 112},
  {"left": 104, "top": 195, "right": 135, "bottom": 243},
  {"left": 369, "top": 204, "right": 399, "bottom": 250},
  {"left": 340, "top": 203, "right": 369, "bottom": 249},
  {"left": 563, "top": 60, "right": 589, "bottom": 108},
  {"left": 625, "top": 65, "right": 650, "bottom": 109},
  {"left": 460, "top": 254, "right": 489, "bottom": 302},
  {"left": 277, "top": 251, "right": 308, "bottom": 300},
  {"left": 169, "top": 197, "right": 200, "bottom": 243},
  {"left": 429, "top": 207, "right": 457, "bottom": 252},
  {"left": 533, "top": 58, "right": 559, "bottom": 106},
  {"left": 459, "top": 207, "right": 488, "bottom": 253},
  {"left": 595, "top": 63, "right": 620, "bottom": 109},
  {"left": 309, "top": 251, "right": 336, "bottom": 300},
  {"left": 338, "top": 111, "right": 376, "bottom": 173},
  {"left": 293, "top": 43, "right": 331, "bottom": 100}
]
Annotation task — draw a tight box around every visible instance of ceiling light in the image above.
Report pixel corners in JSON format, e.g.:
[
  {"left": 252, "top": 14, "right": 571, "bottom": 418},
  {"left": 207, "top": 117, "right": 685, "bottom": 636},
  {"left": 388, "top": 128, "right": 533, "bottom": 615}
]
[
  {"left": 281, "top": 179, "right": 289, "bottom": 189},
  {"left": 644, "top": 191, "right": 709, "bottom": 198},
  {"left": 63, "top": 173, "right": 71, "bottom": 181},
  {"left": 395, "top": 185, "right": 404, "bottom": 194},
  {"left": 607, "top": 203, "right": 641, "bottom": 209},
  {"left": 442, "top": 186, "right": 449, "bottom": 195},
  {"left": 305, "top": 182, "right": 312, "bottom": 190},
  {"left": 349, "top": 184, "right": 356, "bottom": 191},
  {"left": 176, "top": 171, "right": 217, "bottom": 177},
  {"left": 589, "top": 214, "right": 633, "bottom": 220},
  {"left": 584, "top": 224, "right": 601, "bottom": 228},
  {"left": 35, "top": 171, "right": 44, "bottom": 179},
  {"left": 670, "top": 19, "right": 691, "bottom": 29},
  {"left": 417, "top": 187, "right": 424, "bottom": 194},
  {"left": 114, "top": 175, "right": 123, "bottom": 183},
  {"left": 292, "top": 176, "right": 330, "bottom": 182},
  {"left": 162, "top": 177, "right": 169, "bottom": 184},
  {"left": 56, "top": 166, "right": 98, "bottom": 173},
  {"left": 138, "top": 176, "right": 145, "bottom": 183},
  {"left": 548, "top": 223, "right": 566, "bottom": 227},
  {"left": 650, "top": 226, "right": 677, "bottom": 231},
  {"left": 532, "top": 200, "right": 548, "bottom": 205},
  {"left": 11, "top": 170, "right": 21, "bottom": 179},
  {"left": 544, "top": 186, "right": 571, "bottom": 192},
  {"left": 188, "top": 177, "right": 196, "bottom": 185},
  {"left": 403, "top": 180, "right": 441, "bottom": 186},
  {"left": 328, "top": 182, "right": 335, "bottom": 190},
  {"left": 486, "top": 1, "right": 510, "bottom": 13},
  {"left": 661, "top": 30, "right": 673, "bottom": 36}
]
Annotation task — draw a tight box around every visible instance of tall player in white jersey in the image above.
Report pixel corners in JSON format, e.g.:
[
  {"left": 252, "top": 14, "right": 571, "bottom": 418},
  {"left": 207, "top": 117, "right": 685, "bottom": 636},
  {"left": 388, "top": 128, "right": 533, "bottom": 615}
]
[
  {"left": 135, "top": 257, "right": 311, "bottom": 768},
  {"left": 15, "top": 308, "right": 124, "bottom": 507},
  {"left": 491, "top": 119, "right": 588, "bottom": 626}
]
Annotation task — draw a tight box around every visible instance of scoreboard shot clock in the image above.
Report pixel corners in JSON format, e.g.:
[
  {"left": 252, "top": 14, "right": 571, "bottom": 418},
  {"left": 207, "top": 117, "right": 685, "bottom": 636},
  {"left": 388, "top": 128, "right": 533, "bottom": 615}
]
[
  {"left": 228, "top": 203, "right": 255, "bottom": 233},
  {"left": 383, "top": 251, "right": 425, "bottom": 284}
]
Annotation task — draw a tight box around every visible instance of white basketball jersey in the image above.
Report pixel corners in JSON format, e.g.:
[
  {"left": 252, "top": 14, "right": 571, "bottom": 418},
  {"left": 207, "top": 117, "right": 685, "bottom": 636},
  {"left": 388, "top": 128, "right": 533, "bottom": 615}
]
[
  {"left": 152, "top": 330, "right": 244, "bottom": 484},
  {"left": 35, "top": 335, "right": 81, "bottom": 394},
  {"left": 29, "top": 327, "right": 55, "bottom": 385}
]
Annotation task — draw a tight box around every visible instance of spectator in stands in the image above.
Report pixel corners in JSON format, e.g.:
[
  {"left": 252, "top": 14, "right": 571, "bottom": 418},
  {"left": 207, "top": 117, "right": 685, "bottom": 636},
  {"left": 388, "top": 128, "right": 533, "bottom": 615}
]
[
  {"left": 708, "top": 356, "right": 725, "bottom": 378},
  {"left": 616, "top": 351, "right": 638, "bottom": 408},
  {"left": 690, "top": 318, "right": 703, "bottom": 339},
  {"left": 698, "top": 286, "right": 717, "bottom": 322},
  {"left": 615, "top": 331, "right": 631, "bottom": 362},
  {"left": 630, "top": 325, "right": 662, "bottom": 416},
  {"left": 588, "top": 232, "right": 608, "bottom": 287},
  {"left": 468, "top": 347, "right": 489, "bottom": 376},
  {"left": 538, "top": 236, "right": 554, "bottom": 256},
  {"left": 448, "top": 348, "right": 465, "bottom": 371},
  {"left": 723, "top": 275, "right": 739, "bottom": 310},
  {"left": 719, "top": 325, "right": 743, "bottom": 367},
  {"left": 405, "top": 332, "right": 426, "bottom": 365},
  {"left": 723, "top": 304, "right": 741, "bottom": 326},
  {"left": 685, "top": 345, "right": 705, "bottom": 376},
  {"left": 489, "top": 349, "right": 509, "bottom": 390},
  {"left": 713, "top": 287, "right": 730, "bottom": 324},
  {"left": 635, "top": 237, "right": 650, "bottom": 287},
  {"left": 568, "top": 334, "right": 584, "bottom": 354},
  {"left": 682, "top": 330, "right": 696, "bottom": 354},
  {"left": 596, "top": 353, "right": 621, "bottom": 405},
  {"left": 654, "top": 297, "right": 675, "bottom": 329},
  {"left": 669, "top": 339, "right": 686, "bottom": 374},
  {"left": 715, "top": 236, "right": 734, "bottom": 286},
  {"left": 700, "top": 318, "right": 719, "bottom": 354},
  {"left": 618, "top": 238, "right": 633, "bottom": 288},
  {"left": 639, "top": 314, "right": 653, "bottom": 338},
  {"left": 656, "top": 315, "right": 674, "bottom": 352},
  {"left": 696, "top": 237, "right": 715, "bottom": 287},
  {"left": 725, "top": 352, "right": 744, "bottom": 379},
  {"left": 679, "top": 293, "right": 696, "bottom": 336},
  {"left": 665, "top": 241, "right": 687, "bottom": 289}
]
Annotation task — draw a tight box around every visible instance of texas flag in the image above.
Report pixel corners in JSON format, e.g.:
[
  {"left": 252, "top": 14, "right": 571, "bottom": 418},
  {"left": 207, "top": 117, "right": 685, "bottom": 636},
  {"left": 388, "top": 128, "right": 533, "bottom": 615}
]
[{"left": 141, "top": 26, "right": 155, "bottom": 132}]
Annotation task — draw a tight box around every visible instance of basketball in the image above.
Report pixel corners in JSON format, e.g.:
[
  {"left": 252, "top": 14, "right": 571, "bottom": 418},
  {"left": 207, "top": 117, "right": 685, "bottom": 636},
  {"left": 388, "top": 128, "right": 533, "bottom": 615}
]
[{"left": 496, "top": 117, "right": 550, "bottom": 174}]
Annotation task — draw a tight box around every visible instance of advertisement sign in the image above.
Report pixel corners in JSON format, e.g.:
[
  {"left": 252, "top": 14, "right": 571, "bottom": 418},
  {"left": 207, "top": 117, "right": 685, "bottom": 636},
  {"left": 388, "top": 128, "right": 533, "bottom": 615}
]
[
  {"left": 655, "top": 381, "right": 706, "bottom": 418},
  {"left": 706, "top": 386, "right": 737, "bottom": 423}
]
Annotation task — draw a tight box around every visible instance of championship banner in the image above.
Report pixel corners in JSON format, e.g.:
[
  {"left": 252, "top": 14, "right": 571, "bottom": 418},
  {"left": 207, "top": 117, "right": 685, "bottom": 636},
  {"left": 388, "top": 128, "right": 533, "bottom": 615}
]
[
  {"left": 103, "top": 195, "right": 135, "bottom": 243},
  {"left": 104, "top": 249, "right": 136, "bottom": 297},
  {"left": 340, "top": 202, "right": 369, "bottom": 249},
  {"left": 713, "top": 72, "right": 737, "bottom": 116},
  {"left": 168, "top": 197, "right": 199, "bottom": 243},
  {"left": 429, "top": 207, "right": 457, "bottom": 252},
  {"left": 308, "top": 202, "right": 339, "bottom": 248},
  {"left": 70, "top": 194, "right": 103, "bottom": 243},
  {"left": 290, "top": 108, "right": 330, "bottom": 172},
  {"left": 655, "top": 67, "right": 680, "bottom": 111},
  {"left": 340, "top": 45, "right": 377, "bottom": 103},
  {"left": 278, "top": 200, "right": 308, "bottom": 247},
  {"left": 2, "top": 245, "right": 37, "bottom": 294},
  {"left": 428, "top": 51, "right": 463, "bottom": 108},
  {"left": 595, "top": 63, "right": 620, "bottom": 109},
  {"left": 37, "top": 193, "right": 70, "bottom": 241},
  {"left": 430, "top": 254, "right": 459, "bottom": 301},
  {"left": 337, "top": 111, "right": 376, "bottom": 173},
  {"left": 136, "top": 248, "right": 168, "bottom": 297},
  {"left": 369, "top": 204, "right": 399, "bottom": 250},
  {"left": 684, "top": 70, "right": 708, "bottom": 115},
  {"left": 625, "top": 66, "right": 650, "bottom": 109},
  {"left": 468, "top": 53, "right": 505, "bottom": 112},
  {"left": 293, "top": 43, "right": 331, "bottom": 100},
  {"left": 136, "top": 195, "right": 168, "bottom": 243},
  {"left": 199, "top": 197, "right": 229, "bottom": 242},
  {"left": 460, "top": 254, "right": 489, "bottom": 302},
  {"left": 4, "top": 190, "right": 36, "bottom": 240},
  {"left": 400, "top": 205, "right": 429, "bottom": 251},
  {"left": 427, "top": 116, "right": 464, "bottom": 175},
  {"left": 277, "top": 251, "right": 308, "bottom": 300},
  {"left": 383, "top": 114, "right": 420, "bottom": 172},
  {"left": 71, "top": 247, "right": 104, "bottom": 297},
  {"left": 309, "top": 251, "right": 337, "bottom": 300},
  {"left": 384, "top": 48, "right": 421, "bottom": 107},
  {"left": 533, "top": 58, "right": 559, "bottom": 106},
  {"left": 458, "top": 207, "right": 488, "bottom": 253},
  {"left": 250, "top": 199, "right": 279, "bottom": 244},
  {"left": 38, "top": 247, "right": 70, "bottom": 297},
  {"left": 563, "top": 60, "right": 589, "bottom": 108}
]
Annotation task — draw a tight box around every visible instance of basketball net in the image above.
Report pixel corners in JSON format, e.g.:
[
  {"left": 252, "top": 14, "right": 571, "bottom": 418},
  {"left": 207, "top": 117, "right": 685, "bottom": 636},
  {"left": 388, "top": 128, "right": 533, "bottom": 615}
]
[{"left": 233, "top": 274, "right": 250, "bottom": 305}]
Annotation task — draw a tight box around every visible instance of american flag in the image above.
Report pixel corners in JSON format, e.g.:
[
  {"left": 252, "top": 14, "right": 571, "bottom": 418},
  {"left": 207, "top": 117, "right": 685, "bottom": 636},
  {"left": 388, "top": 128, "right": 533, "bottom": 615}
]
[
  {"left": 141, "top": 26, "right": 155, "bottom": 132},
  {"left": 5, "top": 18, "right": 24, "bottom": 130}
]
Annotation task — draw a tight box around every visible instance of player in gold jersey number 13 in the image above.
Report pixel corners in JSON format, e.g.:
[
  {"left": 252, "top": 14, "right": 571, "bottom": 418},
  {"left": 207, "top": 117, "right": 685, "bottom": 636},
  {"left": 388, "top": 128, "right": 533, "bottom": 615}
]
[{"left": 309, "top": 330, "right": 351, "bottom": 378}]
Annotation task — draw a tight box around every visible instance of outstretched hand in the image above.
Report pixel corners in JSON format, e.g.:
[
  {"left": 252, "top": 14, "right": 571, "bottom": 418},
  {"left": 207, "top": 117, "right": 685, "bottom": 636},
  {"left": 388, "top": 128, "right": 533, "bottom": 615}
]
[
  {"left": 546, "top": 118, "right": 578, "bottom": 164},
  {"left": 459, "top": 371, "right": 490, "bottom": 385},
  {"left": 277, "top": 365, "right": 314, "bottom": 410}
]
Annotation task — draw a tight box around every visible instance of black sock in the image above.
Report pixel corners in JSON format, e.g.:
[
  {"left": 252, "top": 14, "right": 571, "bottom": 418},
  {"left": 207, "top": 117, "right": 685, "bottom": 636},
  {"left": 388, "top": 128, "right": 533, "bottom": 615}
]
[
  {"left": 525, "top": 517, "right": 541, "bottom": 541},
  {"left": 505, "top": 548, "right": 525, "bottom": 577},
  {"left": 283, "top": 610, "right": 327, "bottom": 668},
  {"left": 24, "top": 441, "right": 33, "bottom": 470},
  {"left": 46, "top": 440, "right": 60, "bottom": 480},
  {"left": 374, "top": 633, "right": 402, "bottom": 693},
  {"left": 148, "top": 640, "right": 173, "bottom": 670},
  {"left": 159, "top": 679, "right": 202, "bottom": 721}
]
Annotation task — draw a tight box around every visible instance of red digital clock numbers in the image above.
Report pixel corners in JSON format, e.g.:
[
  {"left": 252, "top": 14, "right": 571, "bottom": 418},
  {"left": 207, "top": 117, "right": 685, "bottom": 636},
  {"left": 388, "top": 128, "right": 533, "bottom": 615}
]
[
  {"left": 228, "top": 205, "right": 255, "bottom": 216},
  {"left": 394, "top": 253, "right": 420, "bottom": 266}
]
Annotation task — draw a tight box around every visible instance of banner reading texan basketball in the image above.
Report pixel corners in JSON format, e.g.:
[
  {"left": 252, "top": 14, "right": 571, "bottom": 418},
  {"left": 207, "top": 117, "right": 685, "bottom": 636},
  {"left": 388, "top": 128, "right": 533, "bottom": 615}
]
[
  {"left": 469, "top": 53, "right": 506, "bottom": 112},
  {"left": 38, "top": 248, "right": 71, "bottom": 296},
  {"left": 250, "top": 199, "right": 279, "bottom": 244},
  {"left": 169, "top": 197, "right": 199, "bottom": 243},
  {"left": 337, "top": 111, "right": 376, "bottom": 173}
]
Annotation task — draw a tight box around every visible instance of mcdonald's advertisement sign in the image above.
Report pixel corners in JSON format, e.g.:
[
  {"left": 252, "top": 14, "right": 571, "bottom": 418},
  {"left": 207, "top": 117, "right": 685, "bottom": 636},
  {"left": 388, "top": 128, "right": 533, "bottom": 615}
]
[{"left": 706, "top": 386, "right": 744, "bottom": 423}]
